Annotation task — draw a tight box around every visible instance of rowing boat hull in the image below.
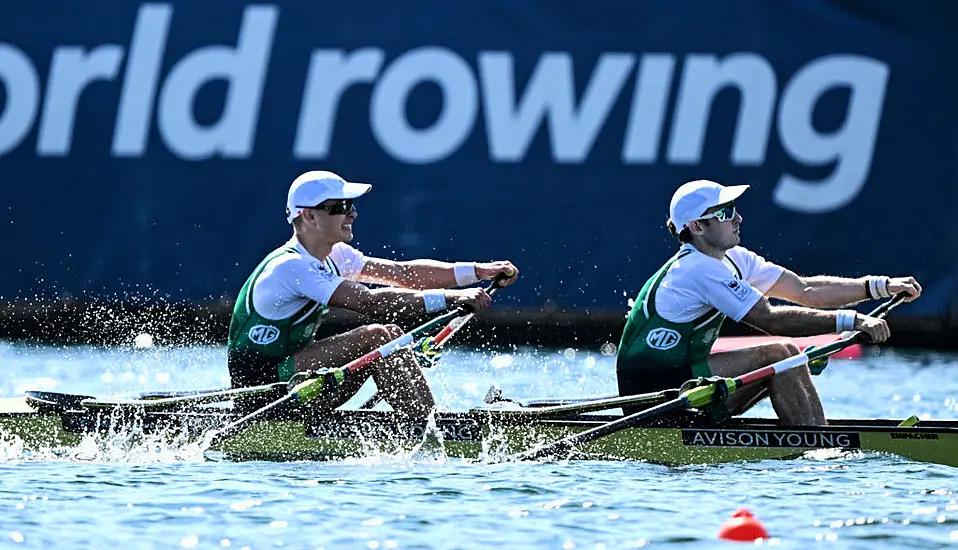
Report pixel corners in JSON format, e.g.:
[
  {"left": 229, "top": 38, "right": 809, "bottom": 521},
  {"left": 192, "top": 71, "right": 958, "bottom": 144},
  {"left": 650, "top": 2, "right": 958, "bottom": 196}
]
[{"left": 1, "top": 397, "right": 955, "bottom": 466}]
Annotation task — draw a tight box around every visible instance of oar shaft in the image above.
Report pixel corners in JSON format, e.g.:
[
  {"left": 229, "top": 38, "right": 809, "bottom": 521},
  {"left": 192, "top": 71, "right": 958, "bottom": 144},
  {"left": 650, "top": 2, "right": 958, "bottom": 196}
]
[
  {"left": 289, "top": 309, "right": 463, "bottom": 408},
  {"left": 734, "top": 293, "right": 908, "bottom": 390},
  {"left": 358, "top": 280, "right": 505, "bottom": 410},
  {"left": 424, "top": 282, "right": 502, "bottom": 349},
  {"left": 735, "top": 354, "right": 810, "bottom": 387},
  {"left": 491, "top": 389, "right": 677, "bottom": 418},
  {"left": 207, "top": 313, "right": 461, "bottom": 447},
  {"left": 207, "top": 392, "right": 299, "bottom": 448},
  {"left": 512, "top": 397, "right": 689, "bottom": 461},
  {"left": 81, "top": 382, "right": 287, "bottom": 410},
  {"left": 431, "top": 313, "right": 472, "bottom": 346}
]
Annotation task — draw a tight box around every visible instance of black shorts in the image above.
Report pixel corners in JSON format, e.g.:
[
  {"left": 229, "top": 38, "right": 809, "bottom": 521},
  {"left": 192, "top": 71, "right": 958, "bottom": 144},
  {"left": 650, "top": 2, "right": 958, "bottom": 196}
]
[
  {"left": 227, "top": 349, "right": 372, "bottom": 415},
  {"left": 228, "top": 349, "right": 286, "bottom": 388},
  {"left": 228, "top": 349, "right": 288, "bottom": 413},
  {"left": 616, "top": 355, "right": 694, "bottom": 416}
]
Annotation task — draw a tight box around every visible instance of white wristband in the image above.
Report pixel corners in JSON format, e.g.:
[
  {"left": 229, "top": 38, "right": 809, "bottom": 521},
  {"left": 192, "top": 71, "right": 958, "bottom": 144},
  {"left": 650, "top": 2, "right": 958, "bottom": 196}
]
[
  {"left": 454, "top": 263, "right": 479, "bottom": 286},
  {"left": 835, "top": 310, "right": 857, "bottom": 332},
  {"left": 868, "top": 276, "right": 891, "bottom": 298},
  {"left": 423, "top": 290, "right": 447, "bottom": 313}
]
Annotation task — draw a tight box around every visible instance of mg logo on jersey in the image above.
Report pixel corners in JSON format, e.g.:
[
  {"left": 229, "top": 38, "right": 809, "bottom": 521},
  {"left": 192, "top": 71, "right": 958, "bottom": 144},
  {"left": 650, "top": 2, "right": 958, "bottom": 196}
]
[
  {"left": 248, "top": 324, "right": 280, "bottom": 345},
  {"left": 646, "top": 328, "right": 681, "bottom": 350}
]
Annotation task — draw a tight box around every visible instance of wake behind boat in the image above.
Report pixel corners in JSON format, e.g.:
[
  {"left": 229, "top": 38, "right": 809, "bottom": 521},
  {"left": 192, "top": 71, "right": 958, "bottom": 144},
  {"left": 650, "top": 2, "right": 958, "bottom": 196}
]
[{"left": 1, "top": 390, "right": 955, "bottom": 467}]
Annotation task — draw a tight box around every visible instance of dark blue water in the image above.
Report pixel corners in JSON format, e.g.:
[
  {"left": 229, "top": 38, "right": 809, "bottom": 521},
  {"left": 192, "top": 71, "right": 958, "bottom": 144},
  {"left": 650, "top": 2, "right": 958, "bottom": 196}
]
[{"left": 1, "top": 341, "right": 957, "bottom": 549}]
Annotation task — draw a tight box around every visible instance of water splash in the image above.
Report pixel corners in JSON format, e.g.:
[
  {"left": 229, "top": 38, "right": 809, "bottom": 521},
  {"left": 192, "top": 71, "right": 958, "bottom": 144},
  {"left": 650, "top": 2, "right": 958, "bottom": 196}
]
[
  {"left": 408, "top": 413, "right": 447, "bottom": 463},
  {"left": 0, "top": 414, "right": 208, "bottom": 464}
]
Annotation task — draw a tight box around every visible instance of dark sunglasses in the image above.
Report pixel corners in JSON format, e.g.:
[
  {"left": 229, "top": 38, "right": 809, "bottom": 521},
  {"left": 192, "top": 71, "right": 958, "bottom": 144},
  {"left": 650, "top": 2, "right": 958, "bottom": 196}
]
[
  {"left": 697, "top": 202, "right": 736, "bottom": 223},
  {"left": 299, "top": 199, "right": 356, "bottom": 216}
]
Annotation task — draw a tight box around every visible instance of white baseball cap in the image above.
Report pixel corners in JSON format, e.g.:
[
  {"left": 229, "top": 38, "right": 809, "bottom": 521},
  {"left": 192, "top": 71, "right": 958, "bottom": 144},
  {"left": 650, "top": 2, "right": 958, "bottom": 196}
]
[
  {"left": 668, "top": 179, "right": 749, "bottom": 231},
  {"left": 285, "top": 171, "right": 372, "bottom": 223}
]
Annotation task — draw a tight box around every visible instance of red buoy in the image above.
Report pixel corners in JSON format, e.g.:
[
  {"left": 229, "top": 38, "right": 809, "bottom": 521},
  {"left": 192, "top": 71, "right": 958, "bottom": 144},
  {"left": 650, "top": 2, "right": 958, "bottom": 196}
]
[{"left": 717, "top": 508, "right": 769, "bottom": 542}]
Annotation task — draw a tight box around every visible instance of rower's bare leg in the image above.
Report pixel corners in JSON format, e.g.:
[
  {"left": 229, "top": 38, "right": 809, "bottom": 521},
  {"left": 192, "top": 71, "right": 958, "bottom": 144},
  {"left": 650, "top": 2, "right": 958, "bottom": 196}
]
[
  {"left": 709, "top": 341, "right": 826, "bottom": 426},
  {"left": 292, "top": 324, "right": 436, "bottom": 420},
  {"left": 371, "top": 325, "right": 436, "bottom": 421}
]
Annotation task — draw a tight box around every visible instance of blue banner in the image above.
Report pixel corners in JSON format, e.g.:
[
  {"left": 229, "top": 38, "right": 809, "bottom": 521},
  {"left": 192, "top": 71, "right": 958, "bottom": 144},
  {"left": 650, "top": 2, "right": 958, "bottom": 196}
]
[{"left": 1, "top": 1, "right": 956, "bottom": 316}]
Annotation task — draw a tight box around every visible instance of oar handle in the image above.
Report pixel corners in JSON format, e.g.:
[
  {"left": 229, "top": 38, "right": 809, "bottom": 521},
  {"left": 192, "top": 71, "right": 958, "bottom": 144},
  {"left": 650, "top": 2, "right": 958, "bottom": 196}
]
[
  {"left": 358, "top": 277, "right": 509, "bottom": 409},
  {"left": 804, "top": 291, "right": 908, "bottom": 362},
  {"left": 734, "top": 292, "right": 908, "bottom": 389},
  {"left": 429, "top": 276, "right": 506, "bottom": 348},
  {"left": 294, "top": 275, "right": 509, "bottom": 406}
]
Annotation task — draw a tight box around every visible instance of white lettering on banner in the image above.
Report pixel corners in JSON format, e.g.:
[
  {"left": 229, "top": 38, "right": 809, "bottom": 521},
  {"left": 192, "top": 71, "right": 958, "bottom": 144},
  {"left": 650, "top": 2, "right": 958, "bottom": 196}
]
[
  {"left": 113, "top": 4, "right": 171, "bottom": 156},
  {"left": 294, "top": 49, "right": 384, "bottom": 158},
  {"left": 0, "top": 46, "right": 40, "bottom": 154},
  {"left": 371, "top": 47, "right": 477, "bottom": 164},
  {"left": 668, "top": 54, "right": 777, "bottom": 165},
  {"left": 156, "top": 5, "right": 276, "bottom": 159},
  {"left": 39, "top": 47, "right": 124, "bottom": 155},
  {"left": 774, "top": 55, "right": 888, "bottom": 213},
  {"left": 0, "top": 3, "right": 892, "bottom": 213},
  {"left": 622, "top": 54, "right": 676, "bottom": 163},
  {"left": 479, "top": 52, "right": 635, "bottom": 163}
]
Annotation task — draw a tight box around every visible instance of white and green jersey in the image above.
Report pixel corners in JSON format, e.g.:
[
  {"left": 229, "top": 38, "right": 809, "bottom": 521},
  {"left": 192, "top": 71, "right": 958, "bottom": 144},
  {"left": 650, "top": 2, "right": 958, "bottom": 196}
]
[
  {"left": 617, "top": 244, "right": 783, "bottom": 390},
  {"left": 227, "top": 238, "right": 367, "bottom": 380}
]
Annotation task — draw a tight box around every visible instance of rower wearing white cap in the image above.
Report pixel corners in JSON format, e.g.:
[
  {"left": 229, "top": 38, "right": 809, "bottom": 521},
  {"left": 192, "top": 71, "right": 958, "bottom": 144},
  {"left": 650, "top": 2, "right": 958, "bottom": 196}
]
[
  {"left": 615, "top": 179, "right": 921, "bottom": 425},
  {"left": 227, "top": 171, "right": 518, "bottom": 418}
]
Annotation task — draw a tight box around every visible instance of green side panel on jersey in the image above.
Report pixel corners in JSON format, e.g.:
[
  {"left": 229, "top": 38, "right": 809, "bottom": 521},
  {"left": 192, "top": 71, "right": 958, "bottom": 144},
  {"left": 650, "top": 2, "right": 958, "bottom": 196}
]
[
  {"left": 618, "top": 249, "right": 726, "bottom": 378},
  {"left": 228, "top": 245, "right": 328, "bottom": 363}
]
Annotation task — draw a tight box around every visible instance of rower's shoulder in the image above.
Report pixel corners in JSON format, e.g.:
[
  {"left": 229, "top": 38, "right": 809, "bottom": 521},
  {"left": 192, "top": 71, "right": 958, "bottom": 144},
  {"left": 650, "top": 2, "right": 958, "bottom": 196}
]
[
  {"left": 330, "top": 242, "right": 364, "bottom": 258},
  {"left": 724, "top": 245, "right": 759, "bottom": 262},
  {"left": 672, "top": 244, "right": 715, "bottom": 267},
  {"left": 260, "top": 244, "right": 318, "bottom": 275}
]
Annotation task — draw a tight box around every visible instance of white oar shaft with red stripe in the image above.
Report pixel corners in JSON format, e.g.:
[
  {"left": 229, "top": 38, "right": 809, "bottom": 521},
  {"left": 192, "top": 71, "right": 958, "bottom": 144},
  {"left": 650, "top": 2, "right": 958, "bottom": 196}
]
[
  {"left": 732, "top": 293, "right": 906, "bottom": 392},
  {"left": 339, "top": 333, "right": 416, "bottom": 376}
]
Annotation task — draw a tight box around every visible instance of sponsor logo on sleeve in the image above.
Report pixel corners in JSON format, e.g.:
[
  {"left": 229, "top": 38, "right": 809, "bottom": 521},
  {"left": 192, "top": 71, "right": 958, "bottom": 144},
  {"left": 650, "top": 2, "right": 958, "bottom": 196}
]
[
  {"left": 646, "top": 327, "right": 681, "bottom": 350},
  {"left": 248, "top": 324, "right": 280, "bottom": 345},
  {"left": 310, "top": 261, "right": 336, "bottom": 280},
  {"left": 725, "top": 279, "right": 750, "bottom": 301}
]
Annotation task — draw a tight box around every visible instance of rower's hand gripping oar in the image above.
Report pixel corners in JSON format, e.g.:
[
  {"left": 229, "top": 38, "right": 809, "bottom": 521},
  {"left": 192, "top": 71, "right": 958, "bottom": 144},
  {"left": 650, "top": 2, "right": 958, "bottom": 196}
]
[
  {"left": 413, "top": 275, "right": 509, "bottom": 366},
  {"left": 206, "top": 277, "right": 506, "bottom": 448},
  {"left": 358, "top": 275, "right": 509, "bottom": 409},
  {"left": 510, "top": 293, "right": 908, "bottom": 462}
]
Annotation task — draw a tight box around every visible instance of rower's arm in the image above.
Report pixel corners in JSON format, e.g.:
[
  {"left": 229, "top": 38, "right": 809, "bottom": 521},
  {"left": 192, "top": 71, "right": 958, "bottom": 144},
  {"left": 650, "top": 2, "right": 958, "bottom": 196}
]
[
  {"left": 741, "top": 295, "right": 868, "bottom": 336},
  {"left": 765, "top": 269, "right": 870, "bottom": 308},
  {"left": 328, "top": 279, "right": 490, "bottom": 318},
  {"left": 357, "top": 258, "right": 519, "bottom": 290},
  {"left": 356, "top": 258, "right": 462, "bottom": 289}
]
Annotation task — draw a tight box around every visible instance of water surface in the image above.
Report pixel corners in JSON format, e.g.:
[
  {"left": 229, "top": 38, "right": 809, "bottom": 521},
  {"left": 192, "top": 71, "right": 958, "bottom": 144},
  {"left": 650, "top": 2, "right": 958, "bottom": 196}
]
[{"left": 1, "top": 342, "right": 957, "bottom": 549}]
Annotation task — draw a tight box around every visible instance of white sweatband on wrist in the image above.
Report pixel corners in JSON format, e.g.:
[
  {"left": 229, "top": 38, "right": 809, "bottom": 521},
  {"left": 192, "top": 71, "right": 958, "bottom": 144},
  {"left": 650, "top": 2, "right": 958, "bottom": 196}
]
[
  {"left": 867, "top": 276, "right": 891, "bottom": 299},
  {"left": 454, "top": 263, "right": 479, "bottom": 286},
  {"left": 835, "top": 310, "right": 857, "bottom": 333},
  {"left": 423, "top": 290, "right": 447, "bottom": 313}
]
